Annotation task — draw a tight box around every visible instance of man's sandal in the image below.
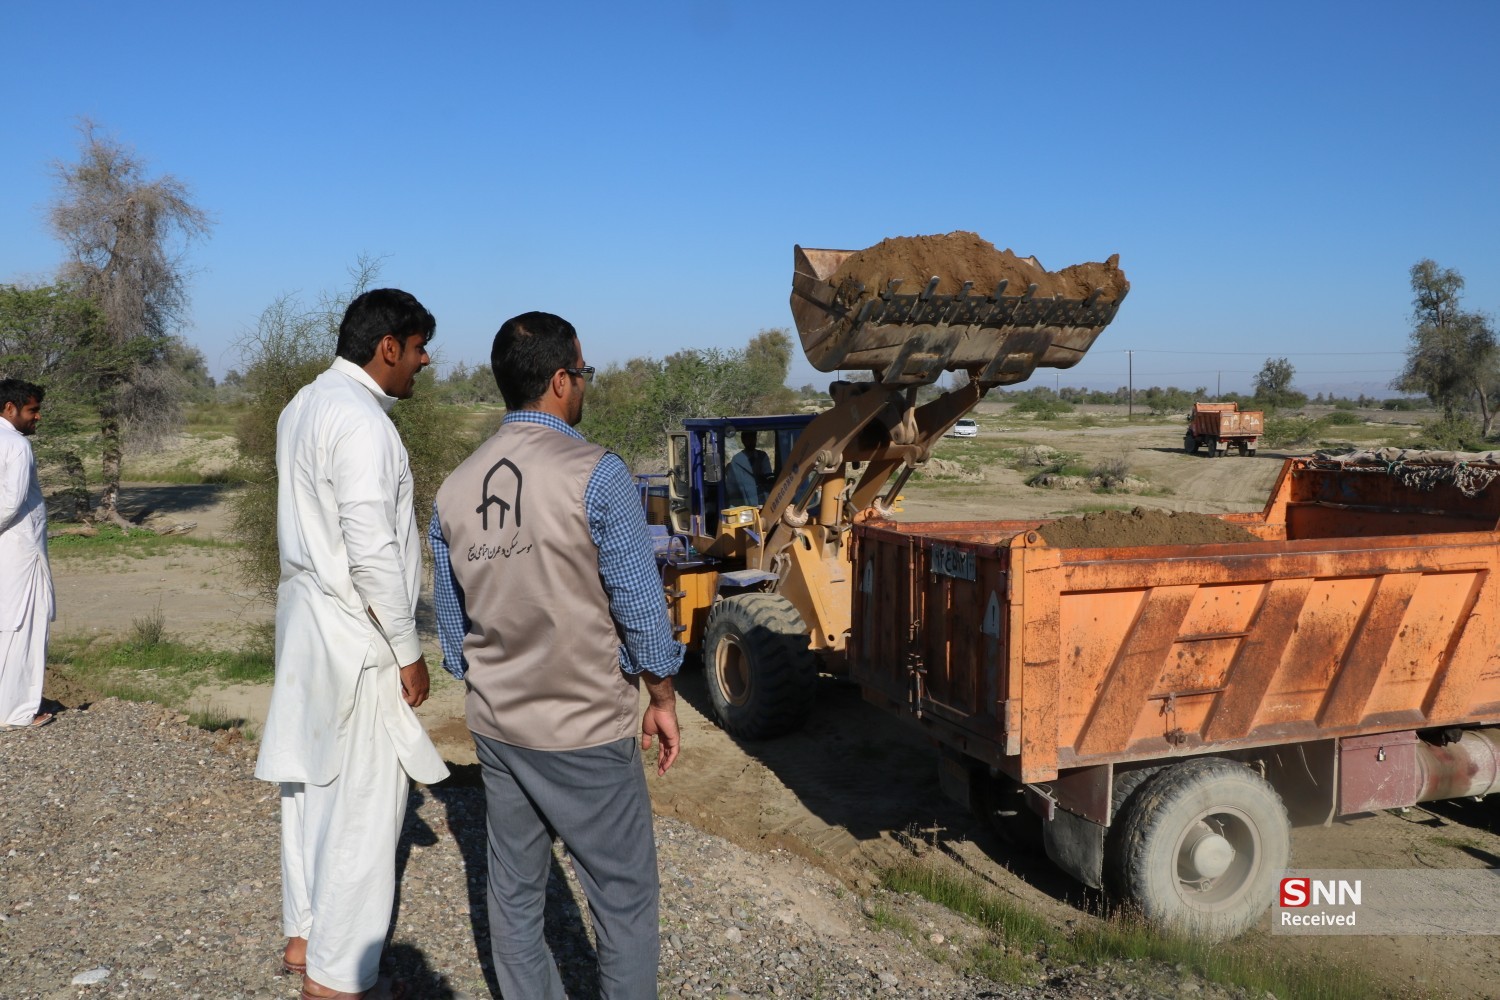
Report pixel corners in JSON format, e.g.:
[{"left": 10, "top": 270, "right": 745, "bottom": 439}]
[
  {"left": 301, "top": 975, "right": 402, "bottom": 999},
  {"left": 282, "top": 937, "right": 307, "bottom": 976}
]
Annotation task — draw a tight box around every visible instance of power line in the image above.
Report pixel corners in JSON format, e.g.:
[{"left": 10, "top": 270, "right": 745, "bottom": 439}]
[{"left": 1104, "top": 348, "right": 1406, "bottom": 357}]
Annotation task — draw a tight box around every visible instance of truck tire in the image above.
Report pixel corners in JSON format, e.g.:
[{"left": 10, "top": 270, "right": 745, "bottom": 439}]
[
  {"left": 1110, "top": 758, "right": 1289, "bottom": 940},
  {"left": 1183, "top": 433, "right": 1197, "bottom": 454},
  {"left": 1103, "top": 765, "right": 1162, "bottom": 898},
  {"left": 703, "top": 593, "right": 817, "bottom": 740}
]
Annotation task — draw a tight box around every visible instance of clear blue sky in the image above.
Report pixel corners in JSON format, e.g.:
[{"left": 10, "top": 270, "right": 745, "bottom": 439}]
[{"left": 3, "top": 1, "right": 1497, "bottom": 397}]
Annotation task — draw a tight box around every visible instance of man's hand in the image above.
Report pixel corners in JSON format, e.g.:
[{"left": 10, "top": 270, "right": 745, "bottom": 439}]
[
  {"left": 641, "top": 673, "right": 680, "bottom": 775},
  {"left": 400, "top": 656, "right": 431, "bottom": 708}
]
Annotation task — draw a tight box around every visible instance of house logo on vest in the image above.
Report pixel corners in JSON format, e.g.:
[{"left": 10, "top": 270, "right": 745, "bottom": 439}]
[
  {"left": 476, "top": 458, "right": 522, "bottom": 531},
  {"left": 468, "top": 457, "right": 534, "bottom": 563}
]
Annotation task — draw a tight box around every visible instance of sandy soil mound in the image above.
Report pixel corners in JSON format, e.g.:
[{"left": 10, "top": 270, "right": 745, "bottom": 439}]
[
  {"left": 830, "top": 231, "right": 1128, "bottom": 300},
  {"left": 1037, "top": 506, "right": 1257, "bottom": 547}
]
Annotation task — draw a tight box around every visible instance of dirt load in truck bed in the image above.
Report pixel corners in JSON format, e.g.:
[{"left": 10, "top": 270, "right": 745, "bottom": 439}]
[
  {"left": 830, "top": 231, "right": 1129, "bottom": 300},
  {"left": 1036, "top": 506, "right": 1258, "bottom": 547}
]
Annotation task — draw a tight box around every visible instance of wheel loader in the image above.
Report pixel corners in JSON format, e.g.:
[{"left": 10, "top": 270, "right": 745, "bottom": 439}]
[{"left": 646, "top": 240, "right": 1128, "bottom": 740}]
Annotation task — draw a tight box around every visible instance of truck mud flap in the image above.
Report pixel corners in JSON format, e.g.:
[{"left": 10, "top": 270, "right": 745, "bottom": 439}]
[{"left": 1041, "top": 807, "right": 1106, "bottom": 889}]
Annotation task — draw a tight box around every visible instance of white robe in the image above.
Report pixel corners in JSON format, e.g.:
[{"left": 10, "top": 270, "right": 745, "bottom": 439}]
[
  {"left": 0, "top": 418, "right": 53, "bottom": 726},
  {"left": 254, "top": 358, "right": 447, "bottom": 786}
]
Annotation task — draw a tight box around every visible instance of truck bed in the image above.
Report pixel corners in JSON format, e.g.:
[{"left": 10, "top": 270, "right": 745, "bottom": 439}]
[{"left": 850, "top": 455, "right": 1500, "bottom": 783}]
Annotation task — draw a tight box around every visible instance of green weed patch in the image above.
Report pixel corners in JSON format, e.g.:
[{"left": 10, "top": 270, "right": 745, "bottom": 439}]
[
  {"left": 50, "top": 633, "right": 274, "bottom": 711},
  {"left": 47, "top": 523, "right": 230, "bottom": 559},
  {"left": 877, "top": 861, "right": 1382, "bottom": 999}
]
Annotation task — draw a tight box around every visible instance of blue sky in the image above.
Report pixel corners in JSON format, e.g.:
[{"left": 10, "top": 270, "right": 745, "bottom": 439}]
[{"left": 3, "top": 1, "right": 1497, "bottom": 396}]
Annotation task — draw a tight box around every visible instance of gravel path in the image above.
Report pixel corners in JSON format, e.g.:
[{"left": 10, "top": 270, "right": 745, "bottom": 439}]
[{"left": 0, "top": 700, "right": 1240, "bottom": 1000}]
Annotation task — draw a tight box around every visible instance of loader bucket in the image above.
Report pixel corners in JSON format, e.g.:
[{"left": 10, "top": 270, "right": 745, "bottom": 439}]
[{"left": 791, "top": 238, "right": 1128, "bottom": 386}]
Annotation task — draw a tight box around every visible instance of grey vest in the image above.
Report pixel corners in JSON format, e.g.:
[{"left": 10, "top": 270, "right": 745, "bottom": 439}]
[{"left": 436, "top": 421, "right": 638, "bottom": 750}]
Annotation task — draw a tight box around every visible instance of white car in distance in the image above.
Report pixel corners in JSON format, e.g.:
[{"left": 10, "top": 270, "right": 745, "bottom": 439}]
[{"left": 947, "top": 417, "right": 979, "bottom": 438}]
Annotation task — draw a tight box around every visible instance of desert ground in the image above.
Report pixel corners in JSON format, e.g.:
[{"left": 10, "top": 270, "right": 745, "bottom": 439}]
[{"left": 37, "top": 403, "right": 1500, "bottom": 998}]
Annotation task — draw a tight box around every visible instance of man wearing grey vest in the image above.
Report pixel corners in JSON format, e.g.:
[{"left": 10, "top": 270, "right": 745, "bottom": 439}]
[{"left": 430, "top": 311, "right": 681, "bottom": 999}]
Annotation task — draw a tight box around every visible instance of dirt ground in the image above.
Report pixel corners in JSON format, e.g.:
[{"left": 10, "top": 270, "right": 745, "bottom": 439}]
[{"left": 44, "top": 412, "right": 1500, "bottom": 999}]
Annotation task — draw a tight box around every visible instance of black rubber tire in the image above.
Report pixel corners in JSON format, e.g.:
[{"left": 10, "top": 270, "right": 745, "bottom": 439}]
[
  {"left": 1103, "top": 765, "right": 1163, "bottom": 898},
  {"left": 1246, "top": 449, "right": 1257, "bottom": 457},
  {"left": 1111, "top": 758, "right": 1290, "bottom": 940},
  {"left": 1183, "top": 433, "right": 1197, "bottom": 454},
  {"left": 703, "top": 593, "right": 817, "bottom": 740}
]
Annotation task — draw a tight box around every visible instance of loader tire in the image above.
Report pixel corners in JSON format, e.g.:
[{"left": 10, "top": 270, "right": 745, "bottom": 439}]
[
  {"left": 703, "top": 593, "right": 817, "bottom": 740},
  {"left": 1109, "top": 758, "right": 1289, "bottom": 941}
]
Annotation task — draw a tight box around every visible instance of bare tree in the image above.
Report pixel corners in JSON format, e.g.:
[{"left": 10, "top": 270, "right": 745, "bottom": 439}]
[{"left": 50, "top": 121, "right": 212, "bottom": 524}]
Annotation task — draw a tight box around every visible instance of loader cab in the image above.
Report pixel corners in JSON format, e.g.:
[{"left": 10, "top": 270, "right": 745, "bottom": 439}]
[{"left": 668, "top": 414, "right": 815, "bottom": 538}]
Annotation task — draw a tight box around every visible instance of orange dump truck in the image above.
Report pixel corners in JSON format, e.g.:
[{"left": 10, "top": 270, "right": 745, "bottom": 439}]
[
  {"left": 850, "top": 449, "right": 1500, "bottom": 939},
  {"left": 1186, "top": 401, "right": 1262, "bottom": 456}
]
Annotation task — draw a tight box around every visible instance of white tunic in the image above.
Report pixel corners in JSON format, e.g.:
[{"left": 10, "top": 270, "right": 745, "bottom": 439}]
[
  {"left": 0, "top": 418, "right": 53, "bottom": 725},
  {"left": 0, "top": 418, "right": 53, "bottom": 633},
  {"left": 254, "top": 359, "right": 447, "bottom": 786}
]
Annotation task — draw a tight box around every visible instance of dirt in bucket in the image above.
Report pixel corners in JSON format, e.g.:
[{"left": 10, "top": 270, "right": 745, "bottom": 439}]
[{"left": 829, "top": 231, "right": 1129, "bottom": 301}]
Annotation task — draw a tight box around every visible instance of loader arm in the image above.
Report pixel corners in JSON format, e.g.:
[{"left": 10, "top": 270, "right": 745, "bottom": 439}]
[{"left": 682, "top": 235, "right": 1128, "bottom": 740}]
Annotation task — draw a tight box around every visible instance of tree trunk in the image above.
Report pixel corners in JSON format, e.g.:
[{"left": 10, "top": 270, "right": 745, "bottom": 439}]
[{"left": 94, "top": 402, "right": 133, "bottom": 531}]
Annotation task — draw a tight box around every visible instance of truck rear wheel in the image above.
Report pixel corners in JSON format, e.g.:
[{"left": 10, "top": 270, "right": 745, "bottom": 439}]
[
  {"left": 1111, "top": 758, "right": 1289, "bottom": 940},
  {"left": 1183, "top": 433, "right": 1198, "bottom": 454},
  {"left": 703, "top": 593, "right": 817, "bottom": 740}
]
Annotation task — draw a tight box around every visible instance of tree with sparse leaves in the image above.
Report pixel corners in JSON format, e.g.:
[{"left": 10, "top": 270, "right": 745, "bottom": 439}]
[
  {"left": 230, "top": 259, "right": 479, "bottom": 600},
  {"left": 1392, "top": 259, "right": 1499, "bottom": 435},
  {"left": 49, "top": 121, "right": 212, "bottom": 523},
  {"left": 1253, "top": 357, "right": 1298, "bottom": 410},
  {"left": 0, "top": 282, "right": 110, "bottom": 513},
  {"left": 581, "top": 329, "right": 799, "bottom": 471}
]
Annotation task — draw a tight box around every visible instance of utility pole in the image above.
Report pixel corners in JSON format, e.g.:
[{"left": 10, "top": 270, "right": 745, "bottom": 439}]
[
  {"left": 1127, "top": 350, "right": 1134, "bottom": 420},
  {"left": 1217, "top": 371, "right": 1221, "bottom": 398}
]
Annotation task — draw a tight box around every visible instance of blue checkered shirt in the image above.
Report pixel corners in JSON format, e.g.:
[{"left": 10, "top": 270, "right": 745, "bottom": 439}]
[{"left": 429, "top": 410, "right": 683, "bottom": 681}]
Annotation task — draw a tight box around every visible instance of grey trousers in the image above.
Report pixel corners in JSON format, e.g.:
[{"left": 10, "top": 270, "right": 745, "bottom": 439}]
[{"left": 473, "top": 732, "right": 660, "bottom": 1000}]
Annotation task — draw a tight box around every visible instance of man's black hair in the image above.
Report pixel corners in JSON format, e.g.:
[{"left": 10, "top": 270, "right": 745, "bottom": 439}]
[
  {"left": 335, "top": 288, "right": 436, "bottom": 366},
  {"left": 0, "top": 378, "right": 44, "bottom": 413},
  {"left": 490, "top": 312, "right": 578, "bottom": 411}
]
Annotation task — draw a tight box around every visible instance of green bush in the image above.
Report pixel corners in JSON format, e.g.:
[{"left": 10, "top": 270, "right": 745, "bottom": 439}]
[
  {"left": 1010, "top": 398, "right": 1073, "bottom": 421},
  {"left": 1408, "top": 415, "right": 1489, "bottom": 452},
  {"left": 1262, "top": 414, "right": 1325, "bottom": 448},
  {"left": 1323, "top": 411, "right": 1362, "bottom": 426}
]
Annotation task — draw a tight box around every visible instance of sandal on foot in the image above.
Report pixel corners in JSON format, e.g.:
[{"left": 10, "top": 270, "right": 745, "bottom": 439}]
[
  {"left": 282, "top": 936, "right": 307, "bottom": 976},
  {"left": 301, "top": 975, "right": 401, "bottom": 999}
]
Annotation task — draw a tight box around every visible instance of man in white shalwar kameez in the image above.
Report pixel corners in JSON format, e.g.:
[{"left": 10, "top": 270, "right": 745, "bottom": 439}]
[
  {"left": 0, "top": 379, "right": 54, "bottom": 730},
  {"left": 254, "top": 289, "right": 449, "bottom": 1000}
]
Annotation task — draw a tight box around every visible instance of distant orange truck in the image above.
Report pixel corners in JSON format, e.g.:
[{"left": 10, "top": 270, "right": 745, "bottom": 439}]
[
  {"left": 1186, "top": 401, "right": 1262, "bottom": 456},
  {"left": 851, "top": 451, "right": 1500, "bottom": 939}
]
